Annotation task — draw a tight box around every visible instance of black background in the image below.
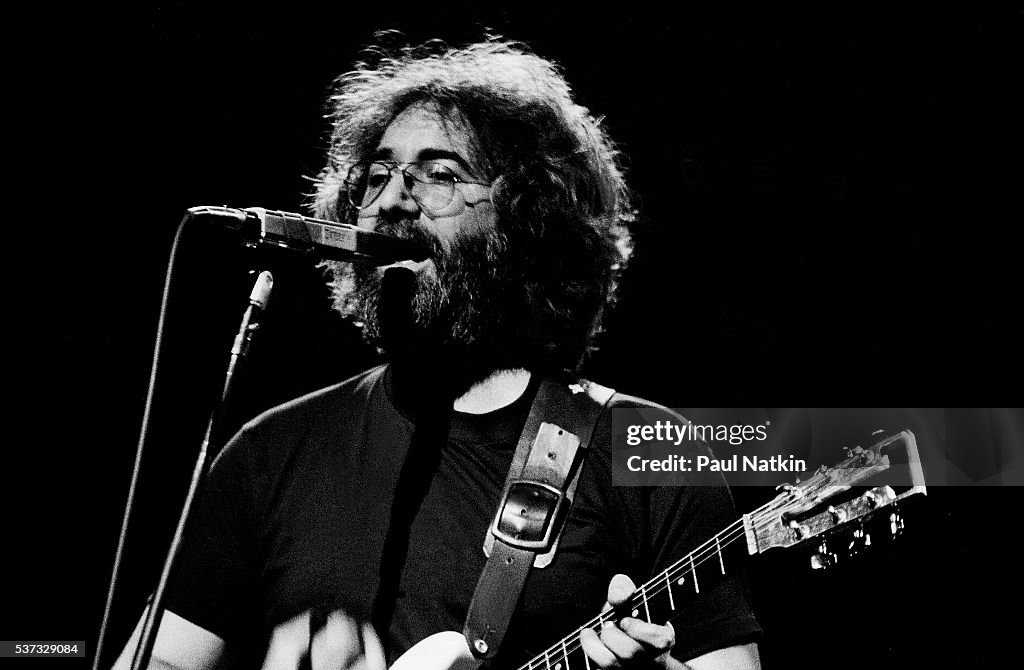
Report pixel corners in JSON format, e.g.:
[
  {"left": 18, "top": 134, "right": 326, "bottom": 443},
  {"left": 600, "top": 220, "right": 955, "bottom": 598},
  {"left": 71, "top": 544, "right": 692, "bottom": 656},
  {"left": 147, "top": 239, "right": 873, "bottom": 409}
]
[{"left": 6, "top": 3, "right": 1022, "bottom": 668}]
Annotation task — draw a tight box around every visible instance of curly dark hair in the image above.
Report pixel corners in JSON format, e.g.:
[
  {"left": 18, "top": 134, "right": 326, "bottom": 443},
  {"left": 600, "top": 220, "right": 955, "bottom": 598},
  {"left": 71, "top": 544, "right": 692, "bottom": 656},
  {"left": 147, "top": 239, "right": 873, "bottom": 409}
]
[{"left": 311, "top": 36, "right": 635, "bottom": 375}]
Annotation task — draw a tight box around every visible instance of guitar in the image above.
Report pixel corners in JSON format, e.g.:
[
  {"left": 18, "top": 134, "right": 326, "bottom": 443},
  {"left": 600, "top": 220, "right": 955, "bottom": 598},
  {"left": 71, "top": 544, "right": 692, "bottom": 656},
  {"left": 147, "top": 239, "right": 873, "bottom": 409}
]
[{"left": 390, "top": 429, "right": 927, "bottom": 670}]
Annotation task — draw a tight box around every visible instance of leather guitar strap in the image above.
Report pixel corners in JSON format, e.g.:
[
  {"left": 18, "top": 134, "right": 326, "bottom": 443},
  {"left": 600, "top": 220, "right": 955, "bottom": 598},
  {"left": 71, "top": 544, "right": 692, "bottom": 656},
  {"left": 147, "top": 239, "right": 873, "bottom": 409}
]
[{"left": 462, "top": 378, "right": 615, "bottom": 661}]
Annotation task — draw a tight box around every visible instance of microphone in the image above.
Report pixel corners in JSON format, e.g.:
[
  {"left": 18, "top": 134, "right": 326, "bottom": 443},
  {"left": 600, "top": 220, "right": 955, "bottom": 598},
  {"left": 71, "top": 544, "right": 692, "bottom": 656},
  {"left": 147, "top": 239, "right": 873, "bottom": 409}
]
[
  {"left": 182, "top": 205, "right": 431, "bottom": 264},
  {"left": 248, "top": 269, "right": 274, "bottom": 310},
  {"left": 231, "top": 270, "right": 274, "bottom": 358}
]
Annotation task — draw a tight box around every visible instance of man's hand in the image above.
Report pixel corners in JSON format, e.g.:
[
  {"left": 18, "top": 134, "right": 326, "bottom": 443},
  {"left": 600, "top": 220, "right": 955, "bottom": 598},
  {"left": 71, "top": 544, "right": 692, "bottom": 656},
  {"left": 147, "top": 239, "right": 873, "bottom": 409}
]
[
  {"left": 579, "top": 574, "right": 681, "bottom": 669},
  {"left": 261, "top": 609, "right": 385, "bottom": 670}
]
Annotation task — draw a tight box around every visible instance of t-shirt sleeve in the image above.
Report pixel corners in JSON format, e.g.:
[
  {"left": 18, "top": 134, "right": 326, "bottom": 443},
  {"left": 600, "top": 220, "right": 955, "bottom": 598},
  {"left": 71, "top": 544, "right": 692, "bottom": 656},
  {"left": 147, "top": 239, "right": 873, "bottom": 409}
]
[{"left": 164, "top": 427, "right": 264, "bottom": 640}]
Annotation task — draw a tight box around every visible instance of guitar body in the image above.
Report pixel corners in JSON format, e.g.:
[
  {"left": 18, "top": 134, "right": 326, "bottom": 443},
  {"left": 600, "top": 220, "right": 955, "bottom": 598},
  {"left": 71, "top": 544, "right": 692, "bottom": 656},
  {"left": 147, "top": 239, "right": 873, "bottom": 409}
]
[{"left": 390, "top": 631, "right": 481, "bottom": 670}]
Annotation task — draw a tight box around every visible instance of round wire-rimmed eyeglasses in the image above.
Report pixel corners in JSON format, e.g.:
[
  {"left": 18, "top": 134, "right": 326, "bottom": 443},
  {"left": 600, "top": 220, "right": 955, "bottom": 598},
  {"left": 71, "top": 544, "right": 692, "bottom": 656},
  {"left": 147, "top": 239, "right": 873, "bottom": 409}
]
[{"left": 344, "top": 160, "right": 491, "bottom": 215}]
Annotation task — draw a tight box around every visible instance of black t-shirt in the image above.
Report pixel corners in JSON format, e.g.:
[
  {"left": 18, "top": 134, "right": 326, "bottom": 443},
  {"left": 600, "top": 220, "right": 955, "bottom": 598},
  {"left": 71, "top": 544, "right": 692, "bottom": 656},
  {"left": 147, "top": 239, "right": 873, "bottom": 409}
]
[{"left": 166, "top": 365, "right": 760, "bottom": 667}]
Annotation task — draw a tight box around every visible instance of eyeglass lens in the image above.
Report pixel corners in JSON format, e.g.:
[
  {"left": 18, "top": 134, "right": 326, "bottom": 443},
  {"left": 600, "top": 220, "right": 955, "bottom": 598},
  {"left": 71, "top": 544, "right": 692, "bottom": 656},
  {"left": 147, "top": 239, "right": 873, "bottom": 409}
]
[{"left": 347, "top": 161, "right": 457, "bottom": 213}]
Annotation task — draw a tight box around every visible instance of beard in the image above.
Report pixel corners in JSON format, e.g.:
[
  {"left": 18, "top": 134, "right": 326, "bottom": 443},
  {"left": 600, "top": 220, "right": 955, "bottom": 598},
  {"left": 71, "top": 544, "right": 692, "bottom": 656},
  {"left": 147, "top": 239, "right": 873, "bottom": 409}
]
[
  {"left": 322, "top": 215, "right": 604, "bottom": 390},
  {"left": 363, "top": 224, "right": 506, "bottom": 348},
  {"left": 324, "top": 221, "right": 520, "bottom": 379}
]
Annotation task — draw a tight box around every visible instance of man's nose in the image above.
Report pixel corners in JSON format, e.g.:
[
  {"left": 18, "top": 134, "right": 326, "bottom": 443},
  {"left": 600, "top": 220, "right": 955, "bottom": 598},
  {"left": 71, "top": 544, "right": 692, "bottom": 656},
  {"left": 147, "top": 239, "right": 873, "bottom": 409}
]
[{"left": 375, "top": 170, "right": 420, "bottom": 220}]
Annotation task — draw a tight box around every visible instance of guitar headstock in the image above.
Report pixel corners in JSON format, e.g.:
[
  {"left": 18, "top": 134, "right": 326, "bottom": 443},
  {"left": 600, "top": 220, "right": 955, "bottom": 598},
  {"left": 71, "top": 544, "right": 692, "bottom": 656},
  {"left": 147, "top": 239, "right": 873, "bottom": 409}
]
[{"left": 742, "top": 429, "right": 927, "bottom": 561}]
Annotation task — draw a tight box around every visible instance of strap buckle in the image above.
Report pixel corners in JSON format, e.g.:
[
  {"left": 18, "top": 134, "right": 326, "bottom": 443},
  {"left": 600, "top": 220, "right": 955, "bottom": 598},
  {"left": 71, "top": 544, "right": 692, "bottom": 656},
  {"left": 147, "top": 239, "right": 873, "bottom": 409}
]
[{"left": 490, "top": 480, "right": 567, "bottom": 552}]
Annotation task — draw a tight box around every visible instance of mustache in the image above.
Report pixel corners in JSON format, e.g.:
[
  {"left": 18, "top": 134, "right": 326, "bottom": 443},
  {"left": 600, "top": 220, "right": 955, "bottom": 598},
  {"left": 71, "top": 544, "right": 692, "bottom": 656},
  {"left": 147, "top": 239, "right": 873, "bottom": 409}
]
[{"left": 374, "top": 219, "right": 447, "bottom": 259}]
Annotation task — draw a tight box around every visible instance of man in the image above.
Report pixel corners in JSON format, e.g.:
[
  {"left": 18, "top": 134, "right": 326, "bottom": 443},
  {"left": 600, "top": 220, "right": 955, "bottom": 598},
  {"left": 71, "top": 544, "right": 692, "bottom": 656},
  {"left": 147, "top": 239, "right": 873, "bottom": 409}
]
[{"left": 114, "top": 38, "right": 761, "bottom": 670}]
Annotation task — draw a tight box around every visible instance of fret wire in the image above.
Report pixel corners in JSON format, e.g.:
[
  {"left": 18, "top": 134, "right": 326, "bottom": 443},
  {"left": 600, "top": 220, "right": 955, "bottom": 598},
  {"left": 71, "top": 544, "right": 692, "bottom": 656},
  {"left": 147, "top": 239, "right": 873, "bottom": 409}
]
[
  {"left": 641, "top": 585, "right": 651, "bottom": 622},
  {"left": 663, "top": 524, "right": 745, "bottom": 590},
  {"left": 562, "top": 638, "right": 569, "bottom": 670},
  {"left": 526, "top": 531, "right": 746, "bottom": 670},
  {"left": 518, "top": 498, "right": 793, "bottom": 670},
  {"left": 656, "top": 522, "right": 746, "bottom": 599},
  {"left": 646, "top": 531, "right": 736, "bottom": 614},
  {"left": 653, "top": 509, "right": 770, "bottom": 598},
  {"left": 665, "top": 571, "right": 675, "bottom": 610},
  {"left": 690, "top": 554, "right": 699, "bottom": 593},
  {"left": 658, "top": 508, "right": 782, "bottom": 594},
  {"left": 715, "top": 536, "right": 725, "bottom": 575},
  {"left": 660, "top": 524, "right": 746, "bottom": 590}
]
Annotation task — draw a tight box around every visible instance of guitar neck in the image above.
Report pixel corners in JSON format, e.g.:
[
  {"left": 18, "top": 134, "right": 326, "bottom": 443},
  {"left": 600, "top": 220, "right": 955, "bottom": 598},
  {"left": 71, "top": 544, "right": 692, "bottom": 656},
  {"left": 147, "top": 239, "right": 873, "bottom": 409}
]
[
  {"left": 515, "top": 519, "right": 749, "bottom": 670},
  {"left": 514, "top": 429, "right": 927, "bottom": 670}
]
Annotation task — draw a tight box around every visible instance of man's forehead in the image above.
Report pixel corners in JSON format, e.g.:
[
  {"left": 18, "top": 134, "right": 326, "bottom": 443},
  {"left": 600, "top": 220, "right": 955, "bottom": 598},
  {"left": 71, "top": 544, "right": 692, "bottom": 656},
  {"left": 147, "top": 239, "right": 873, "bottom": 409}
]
[{"left": 375, "top": 103, "right": 479, "bottom": 164}]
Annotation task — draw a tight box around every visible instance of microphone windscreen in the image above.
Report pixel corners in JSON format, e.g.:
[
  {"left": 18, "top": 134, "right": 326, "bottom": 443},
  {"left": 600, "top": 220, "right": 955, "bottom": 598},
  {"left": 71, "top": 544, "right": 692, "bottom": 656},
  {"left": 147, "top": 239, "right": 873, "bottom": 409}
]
[
  {"left": 381, "top": 265, "right": 417, "bottom": 300},
  {"left": 378, "top": 266, "right": 417, "bottom": 348},
  {"left": 248, "top": 271, "right": 274, "bottom": 309}
]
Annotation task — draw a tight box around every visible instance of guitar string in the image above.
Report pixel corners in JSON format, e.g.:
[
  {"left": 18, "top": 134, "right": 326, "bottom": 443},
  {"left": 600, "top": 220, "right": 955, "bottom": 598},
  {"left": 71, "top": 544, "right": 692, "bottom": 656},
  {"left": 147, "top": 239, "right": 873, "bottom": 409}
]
[
  {"left": 521, "top": 498, "right": 819, "bottom": 670},
  {"left": 522, "top": 477, "right": 884, "bottom": 670},
  {"left": 516, "top": 518, "right": 757, "bottom": 670},
  {"left": 517, "top": 522, "right": 750, "bottom": 670},
  {"left": 517, "top": 464, "right": 879, "bottom": 668},
  {"left": 624, "top": 480, "right": 849, "bottom": 611},
  {"left": 517, "top": 480, "right": 866, "bottom": 670},
  {"left": 515, "top": 494, "right": 800, "bottom": 670}
]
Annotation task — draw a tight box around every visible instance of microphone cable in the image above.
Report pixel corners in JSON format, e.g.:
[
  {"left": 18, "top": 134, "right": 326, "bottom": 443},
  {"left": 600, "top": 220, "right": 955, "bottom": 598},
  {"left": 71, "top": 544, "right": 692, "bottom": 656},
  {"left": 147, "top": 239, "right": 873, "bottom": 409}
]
[{"left": 92, "top": 215, "right": 187, "bottom": 670}]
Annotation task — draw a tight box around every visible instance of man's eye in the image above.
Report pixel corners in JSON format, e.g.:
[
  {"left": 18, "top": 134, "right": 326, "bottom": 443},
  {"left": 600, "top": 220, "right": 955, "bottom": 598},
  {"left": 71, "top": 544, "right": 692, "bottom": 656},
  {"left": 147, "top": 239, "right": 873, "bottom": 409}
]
[
  {"left": 366, "top": 171, "right": 390, "bottom": 188},
  {"left": 422, "top": 163, "right": 458, "bottom": 184}
]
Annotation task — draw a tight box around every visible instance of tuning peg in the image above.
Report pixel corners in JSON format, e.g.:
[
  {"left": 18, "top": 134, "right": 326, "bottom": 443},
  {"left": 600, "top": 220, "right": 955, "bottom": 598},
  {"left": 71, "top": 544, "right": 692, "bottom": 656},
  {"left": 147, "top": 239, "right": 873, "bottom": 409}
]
[
  {"left": 788, "top": 519, "right": 810, "bottom": 541},
  {"left": 827, "top": 505, "right": 847, "bottom": 524},
  {"left": 847, "top": 524, "right": 871, "bottom": 559},
  {"left": 889, "top": 509, "right": 905, "bottom": 539},
  {"left": 864, "top": 489, "right": 881, "bottom": 508},
  {"left": 811, "top": 539, "right": 837, "bottom": 570}
]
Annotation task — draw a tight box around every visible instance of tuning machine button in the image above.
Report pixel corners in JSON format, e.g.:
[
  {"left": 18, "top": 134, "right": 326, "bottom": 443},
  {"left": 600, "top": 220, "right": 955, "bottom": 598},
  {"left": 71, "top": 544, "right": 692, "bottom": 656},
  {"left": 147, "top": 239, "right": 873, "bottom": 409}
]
[
  {"left": 847, "top": 525, "right": 871, "bottom": 559},
  {"left": 889, "top": 509, "right": 905, "bottom": 539},
  {"left": 811, "top": 539, "right": 837, "bottom": 570}
]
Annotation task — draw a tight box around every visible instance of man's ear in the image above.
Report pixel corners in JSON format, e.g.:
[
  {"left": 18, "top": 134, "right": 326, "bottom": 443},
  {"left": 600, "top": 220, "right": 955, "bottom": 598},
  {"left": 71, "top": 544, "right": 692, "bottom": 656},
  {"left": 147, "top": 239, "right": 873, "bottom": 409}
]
[{"left": 488, "top": 172, "right": 509, "bottom": 209}]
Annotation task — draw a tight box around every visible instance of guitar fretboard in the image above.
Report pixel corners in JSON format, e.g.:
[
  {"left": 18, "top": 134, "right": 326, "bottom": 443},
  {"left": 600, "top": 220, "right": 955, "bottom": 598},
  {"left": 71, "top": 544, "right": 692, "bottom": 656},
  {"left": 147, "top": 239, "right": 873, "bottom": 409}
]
[
  {"left": 515, "top": 514, "right": 755, "bottom": 670},
  {"left": 513, "top": 430, "right": 921, "bottom": 669}
]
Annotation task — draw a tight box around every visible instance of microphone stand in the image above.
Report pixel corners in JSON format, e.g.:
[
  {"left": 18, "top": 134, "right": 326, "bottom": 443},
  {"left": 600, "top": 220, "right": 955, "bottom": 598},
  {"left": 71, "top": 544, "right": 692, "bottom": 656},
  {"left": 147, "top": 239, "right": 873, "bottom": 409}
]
[{"left": 129, "top": 270, "right": 274, "bottom": 670}]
